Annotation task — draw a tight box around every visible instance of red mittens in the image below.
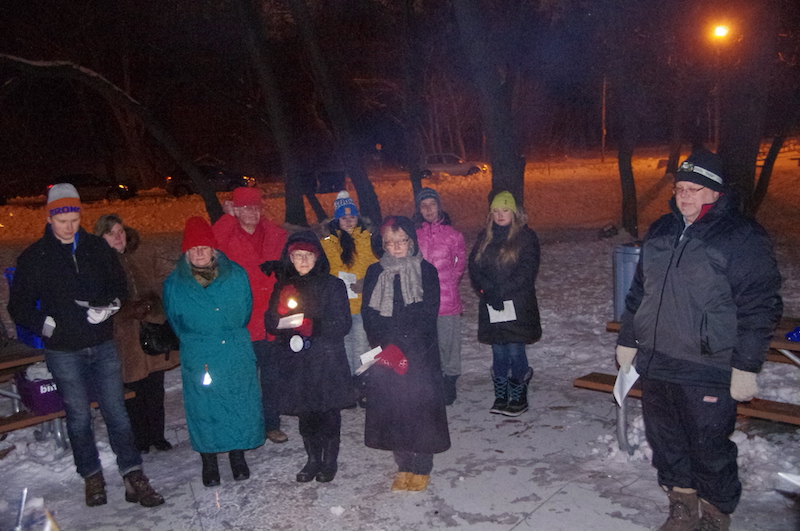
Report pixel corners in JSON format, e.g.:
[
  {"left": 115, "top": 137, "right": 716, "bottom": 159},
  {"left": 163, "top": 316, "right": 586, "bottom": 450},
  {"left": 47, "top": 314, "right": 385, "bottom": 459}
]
[
  {"left": 376, "top": 344, "right": 409, "bottom": 375},
  {"left": 296, "top": 318, "right": 313, "bottom": 337},
  {"left": 277, "top": 285, "right": 299, "bottom": 315}
]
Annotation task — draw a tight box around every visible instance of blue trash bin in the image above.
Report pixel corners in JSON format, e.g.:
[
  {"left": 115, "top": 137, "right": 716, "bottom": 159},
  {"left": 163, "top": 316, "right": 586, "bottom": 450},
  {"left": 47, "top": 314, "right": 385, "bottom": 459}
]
[{"left": 612, "top": 243, "right": 641, "bottom": 322}]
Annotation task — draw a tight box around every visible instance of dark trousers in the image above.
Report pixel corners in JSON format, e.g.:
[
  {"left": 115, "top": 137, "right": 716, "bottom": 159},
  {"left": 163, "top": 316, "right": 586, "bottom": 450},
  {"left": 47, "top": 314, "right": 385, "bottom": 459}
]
[
  {"left": 125, "top": 370, "right": 167, "bottom": 450},
  {"left": 253, "top": 339, "right": 281, "bottom": 431},
  {"left": 393, "top": 451, "right": 434, "bottom": 475},
  {"left": 298, "top": 409, "right": 341, "bottom": 440},
  {"left": 641, "top": 377, "right": 741, "bottom": 514}
]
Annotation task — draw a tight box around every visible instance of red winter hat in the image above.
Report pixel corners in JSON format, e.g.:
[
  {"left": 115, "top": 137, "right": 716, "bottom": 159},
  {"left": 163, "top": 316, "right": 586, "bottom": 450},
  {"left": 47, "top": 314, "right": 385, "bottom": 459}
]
[
  {"left": 288, "top": 241, "right": 320, "bottom": 258},
  {"left": 232, "top": 186, "right": 262, "bottom": 207},
  {"left": 181, "top": 216, "right": 218, "bottom": 253}
]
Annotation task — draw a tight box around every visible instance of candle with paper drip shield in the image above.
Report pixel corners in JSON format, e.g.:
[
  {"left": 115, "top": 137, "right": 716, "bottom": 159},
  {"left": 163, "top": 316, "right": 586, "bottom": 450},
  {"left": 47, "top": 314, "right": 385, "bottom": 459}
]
[{"left": 203, "top": 364, "right": 212, "bottom": 385}]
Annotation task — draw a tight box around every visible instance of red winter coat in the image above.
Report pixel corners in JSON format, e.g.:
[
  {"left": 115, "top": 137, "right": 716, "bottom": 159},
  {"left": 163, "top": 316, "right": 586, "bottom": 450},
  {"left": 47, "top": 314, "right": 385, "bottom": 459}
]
[
  {"left": 416, "top": 221, "right": 465, "bottom": 316},
  {"left": 212, "top": 214, "right": 287, "bottom": 341}
]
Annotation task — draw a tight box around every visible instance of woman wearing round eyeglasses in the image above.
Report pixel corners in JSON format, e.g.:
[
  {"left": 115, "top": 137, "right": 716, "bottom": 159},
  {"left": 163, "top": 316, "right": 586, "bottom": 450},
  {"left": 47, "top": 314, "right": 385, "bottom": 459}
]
[
  {"left": 264, "top": 231, "right": 352, "bottom": 483},
  {"left": 361, "top": 216, "right": 450, "bottom": 492}
]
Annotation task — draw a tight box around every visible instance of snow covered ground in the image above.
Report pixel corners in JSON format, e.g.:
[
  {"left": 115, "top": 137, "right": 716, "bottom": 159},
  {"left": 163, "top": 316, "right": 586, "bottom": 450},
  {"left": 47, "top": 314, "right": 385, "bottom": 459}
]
[{"left": 0, "top": 151, "right": 799, "bottom": 530}]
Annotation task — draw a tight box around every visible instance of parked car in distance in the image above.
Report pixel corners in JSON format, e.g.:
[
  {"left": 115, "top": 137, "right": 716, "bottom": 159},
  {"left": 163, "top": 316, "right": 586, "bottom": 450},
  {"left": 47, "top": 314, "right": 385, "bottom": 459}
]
[
  {"left": 48, "top": 173, "right": 138, "bottom": 202},
  {"left": 165, "top": 165, "right": 255, "bottom": 196},
  {"left": 421, "top": 153, "right": 490, "bottom": 177}
]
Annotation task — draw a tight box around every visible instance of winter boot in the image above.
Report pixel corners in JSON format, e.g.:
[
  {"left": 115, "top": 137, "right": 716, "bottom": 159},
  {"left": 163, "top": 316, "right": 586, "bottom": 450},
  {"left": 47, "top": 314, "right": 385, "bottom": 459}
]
[
  {"left": 503, "top": 367, "right": 533, "bottom": 417},
  {"left": 84, "top": 470, "right": 107, "bottom": 507},
  {"left": 296, "top": 437, "right": 321, "bottom": 482},
  {"left": 490, "top": 372, "right": 509, "bottom": 414},
  {"left": 697, "top": 499, "right": 731, "bottom": 531},
  {"left": 123, "top": 470, "right": 165, "bottom": 507},
  {"left": 229, "top": 450, "right": 250, "bottom": 481},
  {"left": 658, "top": 487, "right": 699, "bottom": 531},
  {"left": 201, "top": 453, "right": 221, "bottom": 487},
  {"left": 316, "top": 435, "right": 340, "bottom": 483},
  {"left": 443, "top": 374, "right": 459, "bottom": 406}
]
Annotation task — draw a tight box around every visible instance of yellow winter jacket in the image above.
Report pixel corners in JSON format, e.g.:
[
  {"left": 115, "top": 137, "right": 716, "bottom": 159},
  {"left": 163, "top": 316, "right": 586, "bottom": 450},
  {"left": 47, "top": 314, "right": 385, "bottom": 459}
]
[{"left": 321, "top": 227, "right": 377, "bottom": 315}]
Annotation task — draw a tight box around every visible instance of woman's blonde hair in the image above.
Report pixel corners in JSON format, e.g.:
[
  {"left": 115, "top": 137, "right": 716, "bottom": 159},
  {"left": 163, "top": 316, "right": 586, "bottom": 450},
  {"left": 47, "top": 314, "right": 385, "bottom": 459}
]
[{"left": 474, "top": 206, "right": 528, "bottom": 267}]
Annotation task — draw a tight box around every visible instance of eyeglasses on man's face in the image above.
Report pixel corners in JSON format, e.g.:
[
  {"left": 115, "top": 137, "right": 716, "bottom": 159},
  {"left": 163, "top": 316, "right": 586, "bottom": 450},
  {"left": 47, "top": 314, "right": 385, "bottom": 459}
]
[
  {"left": 383, "top": 238, "right": 410, "bottom": 248},
  {"left": 673, "top": 185, "right": 706, "bottom": 197}
]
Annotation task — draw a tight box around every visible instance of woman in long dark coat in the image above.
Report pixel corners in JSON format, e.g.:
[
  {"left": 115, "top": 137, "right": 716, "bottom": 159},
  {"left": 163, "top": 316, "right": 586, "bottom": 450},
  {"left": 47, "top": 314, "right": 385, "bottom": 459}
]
[
  {"left": 468, "top": 190, "right": 541, "bottom": 417},
  {"left": 361, "top": 216, "right": 450, "bottom": 493},
  {"left": 264, "top": 231, "right": 352, "bottom": 483}
]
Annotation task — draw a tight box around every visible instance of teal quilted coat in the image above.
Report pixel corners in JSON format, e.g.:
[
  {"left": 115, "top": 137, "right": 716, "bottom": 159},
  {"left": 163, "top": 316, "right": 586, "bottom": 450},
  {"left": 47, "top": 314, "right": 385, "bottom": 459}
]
[{"left": 163, "top": 252, "right": 265, "bottom": 453}]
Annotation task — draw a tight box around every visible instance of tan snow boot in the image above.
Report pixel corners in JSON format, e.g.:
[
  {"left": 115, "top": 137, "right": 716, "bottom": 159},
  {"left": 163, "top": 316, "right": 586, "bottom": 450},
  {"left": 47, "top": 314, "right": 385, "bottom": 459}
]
[
  {"left": 697, "top": 499, "right": 731, "bottom": 531},
  {"left": 658, "top": 487, "right": 699, "bottom": 531},
  {"left": 84, "top": 470, "right": 107, "bottom": 507}
]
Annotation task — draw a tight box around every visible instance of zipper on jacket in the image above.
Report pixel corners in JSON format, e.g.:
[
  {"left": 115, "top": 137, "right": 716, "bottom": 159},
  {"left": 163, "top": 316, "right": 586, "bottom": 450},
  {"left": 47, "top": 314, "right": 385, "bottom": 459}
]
[{"left": 646, "top": 233, "right": 681, "bottom": 374}]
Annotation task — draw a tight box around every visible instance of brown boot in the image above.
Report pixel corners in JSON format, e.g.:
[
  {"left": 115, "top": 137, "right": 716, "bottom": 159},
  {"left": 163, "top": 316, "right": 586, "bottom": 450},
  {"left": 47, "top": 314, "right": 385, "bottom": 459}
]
[
  {"left": 123, "top": 470, "right": 165, "bottom": 507},
  {"left": 697, "top": 499, "right": 731, "bottom": 531},
  {"left": 658, "top": 487, "right": 699, "bottom": 531},
  {"left": 84, "top": 471, "right": 107, "bottom": 507}
]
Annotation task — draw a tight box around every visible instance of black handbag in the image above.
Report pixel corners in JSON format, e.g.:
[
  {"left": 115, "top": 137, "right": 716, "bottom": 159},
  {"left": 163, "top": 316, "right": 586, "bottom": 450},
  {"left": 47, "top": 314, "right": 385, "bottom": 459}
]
[{"left": 139, "top": 321, "right": 179, "bottom": 357}]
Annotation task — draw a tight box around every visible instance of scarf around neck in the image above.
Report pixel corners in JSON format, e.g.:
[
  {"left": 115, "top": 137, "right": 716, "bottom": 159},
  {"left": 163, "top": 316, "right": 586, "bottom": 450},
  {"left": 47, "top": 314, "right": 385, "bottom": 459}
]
[{"left": 368, "top": 253, "right": 424, "bottom": 317}]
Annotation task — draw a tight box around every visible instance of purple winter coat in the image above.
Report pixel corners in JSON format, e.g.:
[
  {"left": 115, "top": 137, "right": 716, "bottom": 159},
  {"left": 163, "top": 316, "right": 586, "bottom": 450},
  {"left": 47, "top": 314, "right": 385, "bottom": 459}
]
[{"left": 416, "top": 221, "right": 466, "bottom": 316}]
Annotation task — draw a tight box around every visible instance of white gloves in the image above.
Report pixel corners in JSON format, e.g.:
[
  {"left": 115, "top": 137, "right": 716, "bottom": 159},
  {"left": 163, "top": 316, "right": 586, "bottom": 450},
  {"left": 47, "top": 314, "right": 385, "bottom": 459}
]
[
  {"left": 616, "top": 345, "right": 637, "bottom": 374},
  {"left": 730, "top": 368, "right": 759, "bottom": 402},
  {"left": 42, "top": 316, "right": 56, "bottom": 338},
  {"left": 86, "top": 298, "right": 121, "bottom": 324}
]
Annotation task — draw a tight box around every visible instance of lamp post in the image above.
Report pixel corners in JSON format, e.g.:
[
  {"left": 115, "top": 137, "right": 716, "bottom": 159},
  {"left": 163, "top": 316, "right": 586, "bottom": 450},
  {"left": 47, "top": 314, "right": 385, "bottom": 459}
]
[{"left": 711, "top": 25, "right": 729, "bottom": 151}]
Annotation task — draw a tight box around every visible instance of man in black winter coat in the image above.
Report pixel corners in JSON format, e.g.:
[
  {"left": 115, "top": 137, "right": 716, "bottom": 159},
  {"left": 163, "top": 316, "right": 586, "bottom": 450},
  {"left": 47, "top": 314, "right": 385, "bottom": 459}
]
[
  {"left": 7, "top": 184, "right": 164, "bottom": 509},
  {"left": 616, "top": 150, "right": 782, "bottom": 531}
]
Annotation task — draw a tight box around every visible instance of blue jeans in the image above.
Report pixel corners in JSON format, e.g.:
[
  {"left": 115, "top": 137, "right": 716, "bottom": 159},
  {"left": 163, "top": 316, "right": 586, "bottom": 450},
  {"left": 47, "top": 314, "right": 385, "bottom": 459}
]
[
  {"left": 491, "top": 343, "right": 530, "bottom": 381},
  {"left": 45, "top": 340, "right": 142, "bottom": 478},
  {"left": 394, "top": 451, "right": 434, "bottom": 475},
  {"left": 344, "top": 313, "right": 370, "bottom": 374},
  {"left": 253, "top": 340, "right": 281, "bottom": 431}
]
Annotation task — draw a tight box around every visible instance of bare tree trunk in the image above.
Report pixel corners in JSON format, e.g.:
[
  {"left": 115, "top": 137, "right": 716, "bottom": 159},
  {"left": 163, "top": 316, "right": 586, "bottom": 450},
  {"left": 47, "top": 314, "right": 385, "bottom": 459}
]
[
  {"left": 401, "top": 0, "right": 427, "bottom": 200},
  {"left": 236, "top": 0, "right": 307, "bottom": 226},
  {"left": 0, "top": 54, "right": 224, "bottom": 221},
  {"left": 453, "top": 0, "right": 525, "bottom": 205},
  {"left": 284, "top": 0, "right": 382, "bottom": 223}
]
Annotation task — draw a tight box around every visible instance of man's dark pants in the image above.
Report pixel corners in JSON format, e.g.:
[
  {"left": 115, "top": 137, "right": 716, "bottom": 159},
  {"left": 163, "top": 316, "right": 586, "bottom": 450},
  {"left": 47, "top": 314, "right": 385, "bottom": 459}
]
[
  {"left": 641, "top": 377, "right": 741, "bottom": 514},
  {"left": 253, "top": 339, "right": 281, "bottom": 432}
]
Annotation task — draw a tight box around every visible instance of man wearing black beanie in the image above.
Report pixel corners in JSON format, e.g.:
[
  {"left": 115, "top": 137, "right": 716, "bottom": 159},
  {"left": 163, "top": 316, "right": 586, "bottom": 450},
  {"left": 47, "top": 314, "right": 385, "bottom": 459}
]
[{"left": 615, "top": 149, "right": 782, "bottom": 530}]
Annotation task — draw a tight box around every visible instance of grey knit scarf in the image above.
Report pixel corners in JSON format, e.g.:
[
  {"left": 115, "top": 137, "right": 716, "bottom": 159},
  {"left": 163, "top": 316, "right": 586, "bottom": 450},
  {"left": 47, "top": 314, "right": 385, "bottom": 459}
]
[{"left": 368, "top": 253, "right": 424, "bottom": 317}]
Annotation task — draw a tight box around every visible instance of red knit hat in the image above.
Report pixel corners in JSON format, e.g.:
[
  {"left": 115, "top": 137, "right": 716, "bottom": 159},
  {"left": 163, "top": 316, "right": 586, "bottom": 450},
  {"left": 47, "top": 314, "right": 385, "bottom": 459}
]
[
  {"left": 181, "top": 216, "right": 218, "bottom": 253},
  {"left": 288, "top": 241, "right": 320, "bottom": 257},
  {"left": 232, "top": 187, "right": 262, "bottom": 207}
]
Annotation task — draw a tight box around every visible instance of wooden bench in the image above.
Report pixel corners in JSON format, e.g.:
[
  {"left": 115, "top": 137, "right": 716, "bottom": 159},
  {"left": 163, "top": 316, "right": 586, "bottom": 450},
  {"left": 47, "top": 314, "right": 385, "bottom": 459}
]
[
  {"left": 574, "top": 319, "right": 800, "bottom": 453},
  {"left": 574, "top": 372, "right": 800, "bottom": 425}
]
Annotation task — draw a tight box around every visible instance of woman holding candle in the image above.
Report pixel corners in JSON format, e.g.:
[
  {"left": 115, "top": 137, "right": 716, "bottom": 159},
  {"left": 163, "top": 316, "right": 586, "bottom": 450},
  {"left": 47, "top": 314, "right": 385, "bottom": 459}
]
[
  {"left": 264, "top": 230, "right": 352, "bottom": 483},
  {"left": 163, "top": 217, "right": 265, "bottom": 487}
]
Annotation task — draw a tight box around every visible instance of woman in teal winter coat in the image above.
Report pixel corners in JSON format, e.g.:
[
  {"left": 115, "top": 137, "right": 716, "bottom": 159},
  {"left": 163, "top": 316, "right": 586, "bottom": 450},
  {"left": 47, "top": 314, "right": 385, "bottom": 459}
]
[{"left": 163, "top": 217, "right": 265, "bottom": 487}]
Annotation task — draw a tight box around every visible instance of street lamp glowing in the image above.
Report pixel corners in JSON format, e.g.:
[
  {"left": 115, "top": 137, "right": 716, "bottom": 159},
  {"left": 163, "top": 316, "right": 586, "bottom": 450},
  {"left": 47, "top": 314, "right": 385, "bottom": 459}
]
[{"left": 714, "top": 25, "right": 729, "bottom": 39}]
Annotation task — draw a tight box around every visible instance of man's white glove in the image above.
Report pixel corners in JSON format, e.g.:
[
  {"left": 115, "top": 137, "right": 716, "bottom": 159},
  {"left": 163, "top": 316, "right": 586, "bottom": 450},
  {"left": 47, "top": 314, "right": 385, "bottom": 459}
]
[
  {"left": 616, "top": 345, "right": 637, "bottom": 374},
  {"left": 86, "top": 298, "right": 121, "bottom": 325},
  {"left": 730, "top": 368, "right": 759, "bottom": 402},
  {"left": 42, "top": 316, "right": 56, "bottom": 338}
]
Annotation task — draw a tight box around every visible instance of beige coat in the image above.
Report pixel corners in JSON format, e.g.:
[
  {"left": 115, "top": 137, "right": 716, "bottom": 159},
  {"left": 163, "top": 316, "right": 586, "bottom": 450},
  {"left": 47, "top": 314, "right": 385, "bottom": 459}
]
[{"left": 113, "top": 229, "right": 180, "bottom": 383}]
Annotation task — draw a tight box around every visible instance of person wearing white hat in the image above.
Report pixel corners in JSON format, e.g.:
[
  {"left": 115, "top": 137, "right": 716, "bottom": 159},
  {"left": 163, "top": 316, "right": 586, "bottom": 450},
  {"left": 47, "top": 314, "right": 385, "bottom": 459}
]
[{"left": 8, "top": 183, "right": 165, "bottom": 508}]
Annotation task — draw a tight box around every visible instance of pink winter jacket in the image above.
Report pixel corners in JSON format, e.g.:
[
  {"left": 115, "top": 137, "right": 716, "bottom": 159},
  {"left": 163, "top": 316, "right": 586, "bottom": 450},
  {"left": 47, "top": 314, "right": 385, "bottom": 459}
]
[{"left": 416, "top": 221, "right": 466, "bottom": 316}]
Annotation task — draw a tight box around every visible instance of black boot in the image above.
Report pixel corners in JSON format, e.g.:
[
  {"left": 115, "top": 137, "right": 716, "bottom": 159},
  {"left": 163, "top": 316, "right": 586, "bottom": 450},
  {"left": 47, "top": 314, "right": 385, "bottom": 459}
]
[
  {"left": 229, "top": 450, "right": 250, "bottom": 481},
  {"left": 316, "top": 435, "right": 339, "bottom": 483},
  {"left": 201, "top": 453, "right": 220, "bottom": 487},
  {"left": 503, "top": 367, "right": 533, "bottom": 417},
  {"left": 490, "top": 372, "right": 509, "bottom": 414},
  {"left": 296, "top": 437, "right": 321, "bottom": 482},
  {"left": 443, "top": 374, "right": 459, "bottom": 406}
]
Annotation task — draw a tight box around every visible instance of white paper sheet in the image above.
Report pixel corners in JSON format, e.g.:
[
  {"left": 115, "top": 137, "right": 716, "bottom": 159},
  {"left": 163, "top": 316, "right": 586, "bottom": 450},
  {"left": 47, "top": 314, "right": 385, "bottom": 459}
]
[
  {"left": 338, "top": 271, "right": 358, "bottom": 299},
  {"left": 487, "top": 300, "right": 517, "bottom": 323},
  {"left": 778, "top": 472, "right": 800, "bottom": 488},
  {"left": 277, "top": 313, "right": 305, "bottom": 329},
  {"left": 613, "top": 365, "right": 640, "bottom": 406},
  {"left": 74, "top": 300, "right": 120, "bottom": 311},
  {"left": 354, "top": 346, "right": 383, "bottom": 375}
]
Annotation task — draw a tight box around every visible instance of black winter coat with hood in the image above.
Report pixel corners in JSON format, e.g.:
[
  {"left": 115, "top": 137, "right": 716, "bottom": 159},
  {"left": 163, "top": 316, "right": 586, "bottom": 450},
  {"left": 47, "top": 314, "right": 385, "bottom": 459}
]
[
  {"left": 361, "top": 216, "right": 450, "bottom": 455},
  {"left": 618, "top": 193, "right": 782, "bottom": 388},
  {"left": 469, "top": 223, "right": 542, "bottom": 345},
  {"left": 264, "top": 231, "right": 353, "bottom": 414}
]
